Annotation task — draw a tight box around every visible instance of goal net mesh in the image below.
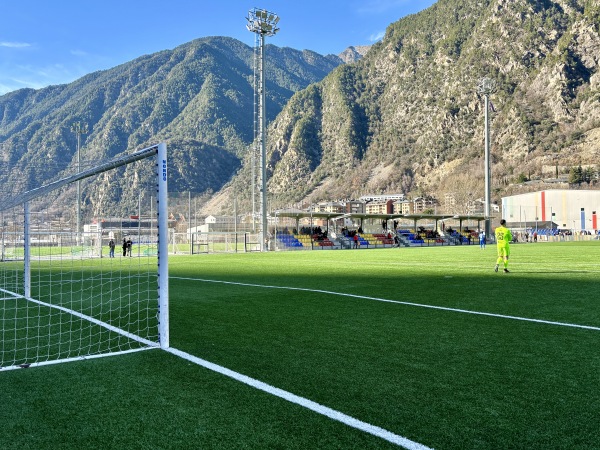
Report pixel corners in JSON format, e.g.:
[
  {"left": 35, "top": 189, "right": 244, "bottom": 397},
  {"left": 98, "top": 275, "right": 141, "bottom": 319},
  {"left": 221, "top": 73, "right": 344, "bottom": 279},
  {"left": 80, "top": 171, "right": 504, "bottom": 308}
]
[{"left": 0, "top": 144, "right": 168, "bottom": 370}]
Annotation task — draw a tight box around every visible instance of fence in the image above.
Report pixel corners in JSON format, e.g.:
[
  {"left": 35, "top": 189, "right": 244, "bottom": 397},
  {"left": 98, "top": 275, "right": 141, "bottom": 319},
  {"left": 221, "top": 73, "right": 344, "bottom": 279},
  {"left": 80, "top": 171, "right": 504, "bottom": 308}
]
[{"left": 168, "top": 232, "right": 261, "bottom": 254}]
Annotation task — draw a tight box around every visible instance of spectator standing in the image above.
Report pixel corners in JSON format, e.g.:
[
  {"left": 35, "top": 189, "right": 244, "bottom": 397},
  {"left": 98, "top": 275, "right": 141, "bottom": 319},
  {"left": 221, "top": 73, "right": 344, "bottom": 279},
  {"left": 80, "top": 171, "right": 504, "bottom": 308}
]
[{"left": 108, "top": 239, "right": 115, "bottom": 258}]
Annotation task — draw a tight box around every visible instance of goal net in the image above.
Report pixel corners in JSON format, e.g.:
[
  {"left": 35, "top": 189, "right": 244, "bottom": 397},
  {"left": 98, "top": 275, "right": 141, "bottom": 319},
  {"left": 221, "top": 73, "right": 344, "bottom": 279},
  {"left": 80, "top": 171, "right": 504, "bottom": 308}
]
[{"left": 0, "top": 143, "right": 169, "bottom": 371}]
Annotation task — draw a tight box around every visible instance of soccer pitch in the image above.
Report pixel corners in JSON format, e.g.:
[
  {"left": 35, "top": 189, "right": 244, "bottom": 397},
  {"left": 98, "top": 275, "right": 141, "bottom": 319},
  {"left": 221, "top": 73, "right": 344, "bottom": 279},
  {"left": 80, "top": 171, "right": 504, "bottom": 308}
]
[{"left": 2, "top": 241, "right": 599, "bottom": 449}]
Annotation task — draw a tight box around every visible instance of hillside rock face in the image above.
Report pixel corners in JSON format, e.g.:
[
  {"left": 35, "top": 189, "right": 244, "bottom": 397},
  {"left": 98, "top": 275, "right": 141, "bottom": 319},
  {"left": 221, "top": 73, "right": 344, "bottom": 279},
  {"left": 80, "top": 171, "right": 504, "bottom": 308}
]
[
  {"left": 338, "top": 46, "right": 372, "bottom": 63},
  {"left": 227, "top": 0, "right": 599, "bottom": 214},
  {"left": 0, "top": 37, "right": 342, "bottom": 216}
]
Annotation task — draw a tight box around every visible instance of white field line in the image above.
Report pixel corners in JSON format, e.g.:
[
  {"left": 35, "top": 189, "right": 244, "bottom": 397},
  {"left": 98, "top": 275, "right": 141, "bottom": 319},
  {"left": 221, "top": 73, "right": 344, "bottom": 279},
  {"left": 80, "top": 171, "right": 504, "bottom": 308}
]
[
  {"left": 0, "top": 347, "right": 155, "bottom": 372},
  {"left": 173, "top": 277, "right": 600, "bottom": 332},
  {"left": 0, "top": 287, "right": 22, "bottom": 301},
  {"left": 166, "top": 347, "right": 432, "bottom": 450}
]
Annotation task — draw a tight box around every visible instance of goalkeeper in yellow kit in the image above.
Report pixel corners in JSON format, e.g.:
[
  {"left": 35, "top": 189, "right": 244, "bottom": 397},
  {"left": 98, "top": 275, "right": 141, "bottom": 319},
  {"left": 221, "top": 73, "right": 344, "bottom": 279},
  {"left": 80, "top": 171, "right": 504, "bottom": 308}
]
[{"left": 494, "top": 219, "right": 512, "bottom": 273}]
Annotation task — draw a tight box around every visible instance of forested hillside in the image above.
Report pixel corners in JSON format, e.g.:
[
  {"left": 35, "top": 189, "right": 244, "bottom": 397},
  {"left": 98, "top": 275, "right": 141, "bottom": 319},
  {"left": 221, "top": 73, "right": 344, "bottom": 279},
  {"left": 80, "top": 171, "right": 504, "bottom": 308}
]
[{"left": 0, "top": 36, "right": 342, "bottom": 217}]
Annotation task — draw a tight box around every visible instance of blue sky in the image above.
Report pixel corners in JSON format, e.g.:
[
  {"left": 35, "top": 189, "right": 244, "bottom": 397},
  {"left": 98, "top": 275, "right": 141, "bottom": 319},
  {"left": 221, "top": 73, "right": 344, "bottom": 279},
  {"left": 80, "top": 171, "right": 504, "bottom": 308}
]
[{"left": 0, "top": 0, "right": 437, "bottom": 95}]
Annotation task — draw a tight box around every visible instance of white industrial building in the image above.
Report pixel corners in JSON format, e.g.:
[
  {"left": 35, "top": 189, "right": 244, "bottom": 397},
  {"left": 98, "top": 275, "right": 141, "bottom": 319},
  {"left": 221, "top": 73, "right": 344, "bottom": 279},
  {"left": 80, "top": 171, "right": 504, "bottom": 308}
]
[{"left": 502, "top": 189, "right": 600, "bottom": 233}]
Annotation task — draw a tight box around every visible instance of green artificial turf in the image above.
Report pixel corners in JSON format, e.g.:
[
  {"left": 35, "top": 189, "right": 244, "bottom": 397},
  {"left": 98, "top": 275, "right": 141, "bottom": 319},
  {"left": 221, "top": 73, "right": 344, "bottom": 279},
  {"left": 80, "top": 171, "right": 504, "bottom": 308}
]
[{"left": 2, "top": 241, "right": 599, "bottom": 449}]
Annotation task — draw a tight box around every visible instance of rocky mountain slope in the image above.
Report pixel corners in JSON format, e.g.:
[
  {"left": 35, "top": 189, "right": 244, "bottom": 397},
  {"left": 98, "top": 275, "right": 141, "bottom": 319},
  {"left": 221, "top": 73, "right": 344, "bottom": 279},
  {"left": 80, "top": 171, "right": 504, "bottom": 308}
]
[
  {"left": 338, "top": 46, "right": 372, "bottom": 63},
  {"left": 220, "top": 0, "right": 599, "bottom": 215}
]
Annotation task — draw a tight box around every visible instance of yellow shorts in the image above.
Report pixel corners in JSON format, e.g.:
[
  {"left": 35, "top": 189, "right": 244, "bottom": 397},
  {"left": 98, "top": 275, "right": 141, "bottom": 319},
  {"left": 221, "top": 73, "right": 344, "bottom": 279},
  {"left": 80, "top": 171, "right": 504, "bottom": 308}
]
[{"left": 497, "top": 245, "right": 510, "bottom": 258}]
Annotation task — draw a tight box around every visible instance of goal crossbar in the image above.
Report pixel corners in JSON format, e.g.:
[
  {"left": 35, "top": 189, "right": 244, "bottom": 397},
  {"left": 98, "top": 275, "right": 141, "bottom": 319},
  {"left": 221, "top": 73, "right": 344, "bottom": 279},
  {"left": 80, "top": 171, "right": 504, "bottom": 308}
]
[{"left": 0, "top": 144, "right": 162, "bottom": 213}]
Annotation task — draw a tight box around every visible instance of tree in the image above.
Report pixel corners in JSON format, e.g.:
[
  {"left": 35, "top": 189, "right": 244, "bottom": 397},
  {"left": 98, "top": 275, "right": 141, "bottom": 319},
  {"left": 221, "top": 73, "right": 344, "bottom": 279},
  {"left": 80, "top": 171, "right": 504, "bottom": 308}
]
[
  {"left": 516, "top": 173, "right": 528, "bottom": 183},
  {"left": 439, "top": 172, "right": 484, "bottom": 215},
  {"left": 569, "top": 166, "right": 583, "bottom": 184}
]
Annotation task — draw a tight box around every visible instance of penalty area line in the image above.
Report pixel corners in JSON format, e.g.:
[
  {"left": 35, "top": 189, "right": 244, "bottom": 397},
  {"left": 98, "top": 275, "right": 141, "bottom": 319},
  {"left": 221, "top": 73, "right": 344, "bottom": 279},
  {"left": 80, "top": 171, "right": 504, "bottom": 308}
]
[
  {"left": 173, "top": 277, "right": 600, "bottom": 332},
  {"left": 166, "top": 346, "right": 432, "bottom": 450}
]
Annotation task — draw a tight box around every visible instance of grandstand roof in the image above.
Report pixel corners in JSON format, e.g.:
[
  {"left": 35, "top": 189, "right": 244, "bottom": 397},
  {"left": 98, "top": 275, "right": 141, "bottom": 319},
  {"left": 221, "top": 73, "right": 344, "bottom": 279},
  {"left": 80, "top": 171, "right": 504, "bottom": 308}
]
[
  {"left": 274, "top": 209, "right": 344, "bottom": 220},
  {"left": 274, "top": 210, "right": 486, "bottom": 223}
]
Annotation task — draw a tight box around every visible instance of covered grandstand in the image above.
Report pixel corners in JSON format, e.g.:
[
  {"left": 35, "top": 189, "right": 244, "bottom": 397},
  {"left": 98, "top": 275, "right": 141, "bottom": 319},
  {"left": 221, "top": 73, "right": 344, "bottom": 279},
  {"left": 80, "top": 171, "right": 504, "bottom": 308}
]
[{"left": 273, "top": 209, "right": 486, "bottom": 250}]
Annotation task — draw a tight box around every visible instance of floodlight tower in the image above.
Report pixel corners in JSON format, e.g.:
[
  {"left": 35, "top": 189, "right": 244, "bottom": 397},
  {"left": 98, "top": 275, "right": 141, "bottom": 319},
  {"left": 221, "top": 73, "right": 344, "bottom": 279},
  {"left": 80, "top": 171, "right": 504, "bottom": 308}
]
[
  {"left": 71, "top": 121, "right": 88, "bottom": 243},
  {"left": 478, "top": 78, "right": 496, "bottom": 240},
  {"left": 246, "top": 7, "right": 280, "bottom": 252}
]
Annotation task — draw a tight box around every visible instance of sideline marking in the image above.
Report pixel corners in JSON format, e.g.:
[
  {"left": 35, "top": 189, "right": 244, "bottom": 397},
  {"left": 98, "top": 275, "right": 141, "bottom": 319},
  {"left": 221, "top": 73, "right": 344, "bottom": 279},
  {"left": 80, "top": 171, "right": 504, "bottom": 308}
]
[
  {"left": 166, "top": 347, "right": 432, "bottom": 450},
  {"left": 173, "top": 277, "right": 600, "bottom": 332}
]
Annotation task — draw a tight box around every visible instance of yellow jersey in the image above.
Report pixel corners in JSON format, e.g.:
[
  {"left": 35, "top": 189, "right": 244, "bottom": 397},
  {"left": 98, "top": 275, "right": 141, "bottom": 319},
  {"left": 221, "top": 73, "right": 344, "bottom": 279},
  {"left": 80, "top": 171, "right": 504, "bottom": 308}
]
[{"left": 495, "top": 225, "right": 512, "bottom": 246}]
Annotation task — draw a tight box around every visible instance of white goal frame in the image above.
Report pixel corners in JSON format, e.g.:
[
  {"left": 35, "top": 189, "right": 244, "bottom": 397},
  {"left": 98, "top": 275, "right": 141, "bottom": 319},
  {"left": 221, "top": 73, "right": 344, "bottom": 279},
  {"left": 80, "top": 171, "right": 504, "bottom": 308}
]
[{"left": 0, "top": 143, "right": 169, "bottom": 371}]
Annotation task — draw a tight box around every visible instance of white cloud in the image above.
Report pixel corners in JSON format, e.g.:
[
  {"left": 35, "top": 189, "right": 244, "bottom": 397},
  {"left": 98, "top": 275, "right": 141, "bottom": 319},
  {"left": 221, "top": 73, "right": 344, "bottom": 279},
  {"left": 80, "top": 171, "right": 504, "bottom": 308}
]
[
  {"left": 0, "top": 62, "right": 82, "bottom": 95},
  {"left": 0, "top": 84, "right": 13, "bottom": 95},
  {"left": 0, "top": 41, "right": 32, "bottom": 48},
  {"left": 369, "top": 31, "right": 386, "bottom": 43},
  {"left": 0, "top": 78, "right": 41, "bottom": 95}
]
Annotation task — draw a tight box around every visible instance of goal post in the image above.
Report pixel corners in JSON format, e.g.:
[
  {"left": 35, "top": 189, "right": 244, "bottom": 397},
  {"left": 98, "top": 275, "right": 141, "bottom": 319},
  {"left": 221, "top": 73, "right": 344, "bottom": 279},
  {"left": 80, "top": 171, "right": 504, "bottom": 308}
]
[
  {"left": 157, "top": 144, "right": 169, "bottom": 350},
  {"left": 0, "top": 143, "right": 169, "bottom": 371}
]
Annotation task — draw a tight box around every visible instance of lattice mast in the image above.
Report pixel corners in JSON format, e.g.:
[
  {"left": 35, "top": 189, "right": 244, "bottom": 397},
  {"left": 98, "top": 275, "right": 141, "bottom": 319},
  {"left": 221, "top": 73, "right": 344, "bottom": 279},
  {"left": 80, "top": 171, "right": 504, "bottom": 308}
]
[
  {"left": 246, "top": 8, "right": 280, "bottom": 251},
  {"left": 70, "top": 121, "right": 88, "bottom": 245},
  {"left": 252, "top": 32, "right": 258, "bottom": 233},
  {"left": 478, "top": 78, "right": 496, "bottom": 238}
]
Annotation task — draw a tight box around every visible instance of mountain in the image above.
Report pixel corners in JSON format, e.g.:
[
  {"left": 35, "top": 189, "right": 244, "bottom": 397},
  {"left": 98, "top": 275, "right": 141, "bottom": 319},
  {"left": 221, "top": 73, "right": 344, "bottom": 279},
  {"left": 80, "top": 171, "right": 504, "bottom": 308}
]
[
  {"left": 220, "top": 0, "right": 599, "bottom": 215},
  {"left": 338, "top": 46, "right": 371, "bottom": 63},
  {"left": 0, "top": 36, "right": 342, "bottom": 217},
  {"left": 3, "top": 0, "right": 600, "bottom": 220}
]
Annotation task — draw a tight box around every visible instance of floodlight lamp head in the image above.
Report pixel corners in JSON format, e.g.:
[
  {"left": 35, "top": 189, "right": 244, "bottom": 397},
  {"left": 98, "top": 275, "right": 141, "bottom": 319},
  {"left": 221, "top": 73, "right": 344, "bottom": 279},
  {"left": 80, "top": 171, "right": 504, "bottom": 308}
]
[
  {"left": 478, "top": 77, "right": 497, "bottom": 95},
  {"left": 71, "top": 121, "right": 89, "bottom": 134},
  {"left": 246, "top": 7, "right": 280, "bottom": 36}
]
